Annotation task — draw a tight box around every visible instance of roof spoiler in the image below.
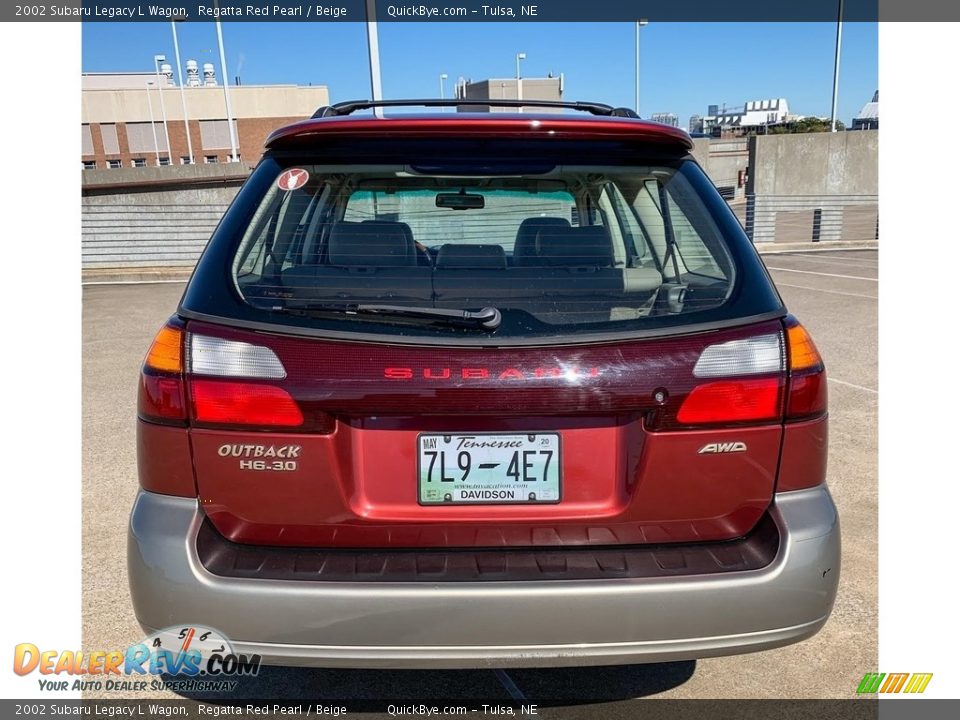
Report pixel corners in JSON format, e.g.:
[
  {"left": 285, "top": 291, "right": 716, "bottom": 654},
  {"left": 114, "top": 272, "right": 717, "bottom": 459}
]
[{"left": 310, "top": 99, "right": 641, "bottom": 119}]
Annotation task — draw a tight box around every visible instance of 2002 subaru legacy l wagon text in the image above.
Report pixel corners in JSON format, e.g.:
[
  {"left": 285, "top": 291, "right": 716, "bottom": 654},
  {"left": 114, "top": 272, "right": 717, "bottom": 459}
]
[{"left": 128, "top": 99, "right": 839, "bottom": 668}]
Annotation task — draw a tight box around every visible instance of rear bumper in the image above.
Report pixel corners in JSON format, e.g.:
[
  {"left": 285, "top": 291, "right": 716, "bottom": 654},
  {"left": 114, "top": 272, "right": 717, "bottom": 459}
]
[{"left": 128, "top": 486, "right": 839, "bottom": 668}]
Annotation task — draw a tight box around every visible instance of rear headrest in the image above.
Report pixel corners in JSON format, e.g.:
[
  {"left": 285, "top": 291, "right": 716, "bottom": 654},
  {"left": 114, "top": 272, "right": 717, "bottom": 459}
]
[
  {"left": 327, "top": 221, "right": 416, "bottom": 267},
  {"left": 534, "top": 225, "right": 614, "bottom": 267},
  {"left": 436, "top": 244, "right": 508, "bottom": 270},
  {"left": 361, "top": 219, "right": 415, "bottom": 246},
  {"left": 513, "top": 217, "right": 571, "bottom": 266}
]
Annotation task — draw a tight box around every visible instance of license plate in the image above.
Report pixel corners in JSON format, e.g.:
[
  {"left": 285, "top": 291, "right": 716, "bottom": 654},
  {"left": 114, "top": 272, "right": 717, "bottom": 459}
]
[{"left": 418, "top": 433, "right": 561, "bottom": 505}]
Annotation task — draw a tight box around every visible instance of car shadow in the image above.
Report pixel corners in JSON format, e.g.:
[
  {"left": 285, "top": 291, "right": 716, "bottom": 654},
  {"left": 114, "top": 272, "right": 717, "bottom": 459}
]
[
  {"left": 161, "top": 661, "right": 696, "bottom": 706},
  {"left": 500, "top": 662, "right": 697, "bottom": 702}
]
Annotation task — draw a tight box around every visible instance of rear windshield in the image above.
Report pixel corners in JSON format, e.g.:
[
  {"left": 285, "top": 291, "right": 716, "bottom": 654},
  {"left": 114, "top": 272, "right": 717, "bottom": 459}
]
[{"left": 224, "top": 159, "right": 744, "bottom": 341}]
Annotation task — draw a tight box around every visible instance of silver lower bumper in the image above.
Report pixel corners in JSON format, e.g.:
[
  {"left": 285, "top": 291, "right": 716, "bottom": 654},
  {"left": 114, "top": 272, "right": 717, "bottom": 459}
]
[{"left": 128, "top": 486, "right": 839, "bottom": 668}]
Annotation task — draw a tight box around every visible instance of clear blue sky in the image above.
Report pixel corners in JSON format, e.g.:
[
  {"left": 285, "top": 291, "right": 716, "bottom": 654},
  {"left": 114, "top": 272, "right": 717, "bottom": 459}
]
[{"left": 82, "top": 21, "right": 878, "bottom": 126}]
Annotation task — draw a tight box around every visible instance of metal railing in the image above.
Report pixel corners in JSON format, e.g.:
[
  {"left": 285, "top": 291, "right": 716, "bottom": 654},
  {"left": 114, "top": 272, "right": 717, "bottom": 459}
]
[
  {"left": 741, "top": 194, "right": 878, "bottom": 245},
  {"left": 82, "top": 203, "right": 229, "bottom": 268}
]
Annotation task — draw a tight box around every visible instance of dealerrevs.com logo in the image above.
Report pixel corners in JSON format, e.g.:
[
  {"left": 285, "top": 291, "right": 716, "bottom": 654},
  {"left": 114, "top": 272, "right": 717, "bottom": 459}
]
[
  {"left": 13, "top": 626, "right": 260, "bottom": 693},
  {"left": 857, "top": 672, "right": 933, "bottom": 694}
]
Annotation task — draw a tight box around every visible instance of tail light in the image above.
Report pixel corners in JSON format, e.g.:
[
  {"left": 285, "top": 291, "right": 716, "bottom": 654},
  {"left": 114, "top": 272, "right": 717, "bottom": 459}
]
[
  {"left": 667, "top": 332, "right": 785, "bottom": 428},
  {"left": 783, "top": 317, "right": 827, "bottom": 420},
  {"left": 656, "top": 318, "right": 826, "bottom": 429},
  {"left": 186, "top": 333, "right": 331, "bottom": 432},
  {"left": 190, "top": 380, "right": 304, "bottom": 427},
  {"left": 138, "top": 319, "right": 187, "bottom": 424},
  {"left": 138, "top": 321, "right": 332, "bottom": 432},
  {"left": 677, "top": 378, "right": 783, "bottom": 425}
]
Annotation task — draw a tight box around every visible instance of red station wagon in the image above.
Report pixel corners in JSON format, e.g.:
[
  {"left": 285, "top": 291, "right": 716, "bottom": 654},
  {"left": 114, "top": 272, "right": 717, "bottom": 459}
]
[{"left": 129, "top": 99, "right": 839, "bottom": 668}]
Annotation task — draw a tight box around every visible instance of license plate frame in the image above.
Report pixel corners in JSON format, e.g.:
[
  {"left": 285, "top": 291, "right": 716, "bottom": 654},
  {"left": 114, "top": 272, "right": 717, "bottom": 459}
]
[{"left": 417, "top": 432, "right": 562, "bottom": 506}]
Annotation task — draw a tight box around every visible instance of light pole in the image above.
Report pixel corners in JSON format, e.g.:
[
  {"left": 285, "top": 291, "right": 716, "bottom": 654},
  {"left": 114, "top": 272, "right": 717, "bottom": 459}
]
[
  {"left": 439, "top": 73, "right": 448, "bottom": 110},
  {"left": 829, "top": 0, "right": 844, "bottom": 132},
  {"left": 171, "top": 20, "right": 194, "bottom": 164},
  {"left": 365, "top": 0, "right": 384, "bottom": 117},
  {"left": 145, "top": 81, "right": 161, "bottom": 166},
  {"left": 515, "top": 52, "right": 526, "bottom": 112},
  {"left": 636, "top": 19, "right": 648, "bottom": 116},
  {"left": 213, "top": 0, "right": 238, "bottom": 162},
  {"left": 153, "top": 54, "right": 171, "bottom": 164}
]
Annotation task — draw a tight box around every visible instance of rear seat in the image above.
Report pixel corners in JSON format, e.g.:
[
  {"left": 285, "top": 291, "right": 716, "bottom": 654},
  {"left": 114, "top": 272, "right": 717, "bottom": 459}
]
[
  {"left": 436, "top": 244, "right": 508, "bottom": 270},
  {"left": 533, "top": 225, "right": 662, "bottom": 293},
  {"left": 280, "top": 221, "right": 433, "bottom": 302},
  {"left": 362, "top": 220, "right": 432, "bottom": 267},
  {"left": 432, "top": 244, "right": 512, "bottom": 306},
  {"left": 532, "top": 225, "right": 615, "bottom": 267},
  {"left": 512, "top": 217, "right": 571, "bottom": 266},
  {"left": 433, "top": 227, "right": 662, "bottom": 313},
  {"left": 282, "top": 221, "right": 661, "bottom": 314}
]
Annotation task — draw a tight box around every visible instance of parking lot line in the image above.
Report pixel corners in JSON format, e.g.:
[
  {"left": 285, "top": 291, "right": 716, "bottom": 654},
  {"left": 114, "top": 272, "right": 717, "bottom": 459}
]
[
  {"left": 765, "top": 267, "right": 878, "bottom": 281},
  {"left": 82, "top": 279, "right": 188, "bottom": 286},
  {"left": 828, "top": 377, "right": 878, "bottom": 394},
  {"left": 776, "top": 282, "right": 877, "bottom": 300},
  {"left": 777, "top": 253, "right": 879, "bottom": 266},
  {"left": 806, "top": 253, "right": 878, "bottom": 262}
]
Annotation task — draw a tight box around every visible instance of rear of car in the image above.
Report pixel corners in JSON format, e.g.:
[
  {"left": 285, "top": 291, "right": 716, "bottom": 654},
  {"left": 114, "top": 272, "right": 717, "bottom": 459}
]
[{"left": 129, "top": 105, "right": 838, "bottom": 668}]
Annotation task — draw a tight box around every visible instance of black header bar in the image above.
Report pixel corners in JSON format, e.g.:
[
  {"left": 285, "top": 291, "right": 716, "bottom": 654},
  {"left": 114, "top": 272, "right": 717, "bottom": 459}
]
[{"left": 12, "top": 1, "right": 950, "bottom": 23}]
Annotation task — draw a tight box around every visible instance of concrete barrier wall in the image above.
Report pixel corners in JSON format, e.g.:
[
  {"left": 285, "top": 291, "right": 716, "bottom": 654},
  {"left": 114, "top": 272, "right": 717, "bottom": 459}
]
[
  {"left": 748, "top": 131, "right": 877, "bottom": 196},
  {"left": 82, "top": 165, "right": 246, "bottom": 274},
  {"left": 83, "top": 194, "right": 237, "bottom": 269},
  {"left": 745, "top": 131, "right": 878, "bottom": 244},
  {"left": 691, "top": 138, "right": 749, "bottom": 201}
]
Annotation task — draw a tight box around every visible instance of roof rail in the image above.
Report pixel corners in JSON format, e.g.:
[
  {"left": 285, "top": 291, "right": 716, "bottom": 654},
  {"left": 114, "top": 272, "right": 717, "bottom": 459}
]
[{"left": 310, "top": 99, "right": 641, "bottom": 119}]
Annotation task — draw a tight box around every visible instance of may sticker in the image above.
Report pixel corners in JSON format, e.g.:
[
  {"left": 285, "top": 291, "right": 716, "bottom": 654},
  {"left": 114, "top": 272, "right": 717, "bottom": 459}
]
[{"left": 277, "top": 168, "right": 309, "bottom": 192}]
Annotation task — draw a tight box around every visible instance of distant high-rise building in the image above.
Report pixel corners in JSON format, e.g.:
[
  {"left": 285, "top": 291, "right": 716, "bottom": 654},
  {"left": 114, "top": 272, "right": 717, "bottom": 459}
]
[
  {"left": 688, "top": 115, "right": 704, "bottom": 133},
  {"left": 701, "top": 99, "right": 792, "bottom": 136},
  {"left": 650, "top": 112, "right": 679, "bottom": 128}
]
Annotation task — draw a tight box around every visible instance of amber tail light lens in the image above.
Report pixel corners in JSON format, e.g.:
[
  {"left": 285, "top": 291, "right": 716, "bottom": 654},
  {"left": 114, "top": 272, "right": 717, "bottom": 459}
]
[
  {"left": 138, "top": 319, "right": 187, "bottom": 425},
  {"left": 784, "top": 318, "right": 827, "bottom": 421}
]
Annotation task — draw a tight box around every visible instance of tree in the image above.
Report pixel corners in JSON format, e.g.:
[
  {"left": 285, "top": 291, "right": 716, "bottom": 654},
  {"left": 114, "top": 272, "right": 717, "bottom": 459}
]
[{"left": 768, "top": 117, "right": 845, "bottom": 134}]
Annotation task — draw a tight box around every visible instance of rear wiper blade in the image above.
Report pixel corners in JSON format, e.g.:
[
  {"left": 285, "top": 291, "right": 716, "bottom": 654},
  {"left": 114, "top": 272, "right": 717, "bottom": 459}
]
[{"left": 272, "top": 302, "right": 502, "bottom": 331}]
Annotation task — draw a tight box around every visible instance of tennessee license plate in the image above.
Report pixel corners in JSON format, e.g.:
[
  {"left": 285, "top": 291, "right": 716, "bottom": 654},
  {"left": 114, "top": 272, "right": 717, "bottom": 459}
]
[{"left": 418, "top": 433, "right": 562, "bottom": 505}]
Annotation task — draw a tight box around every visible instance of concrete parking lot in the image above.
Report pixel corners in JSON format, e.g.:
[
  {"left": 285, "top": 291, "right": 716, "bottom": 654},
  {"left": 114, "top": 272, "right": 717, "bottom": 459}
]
[{"left": 81, "top": 249, "right": 877, "bottom": 705}]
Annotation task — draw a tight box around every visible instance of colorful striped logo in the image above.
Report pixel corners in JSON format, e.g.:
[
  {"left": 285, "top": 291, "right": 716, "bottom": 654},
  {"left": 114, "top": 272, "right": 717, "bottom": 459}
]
[{"left": 857, "top": 673, "right": 933, "bottom": 694}]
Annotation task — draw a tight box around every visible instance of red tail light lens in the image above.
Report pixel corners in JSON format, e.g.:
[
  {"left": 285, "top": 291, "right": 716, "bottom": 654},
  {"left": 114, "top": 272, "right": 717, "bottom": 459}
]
[
  {"left": 138, "top": 374, "right": 187, "bottom": 422},
  {"left": 138, "top": 320, "right": 187, "bottom": 424},
  {"left": 784, "top": 317, "right": 827, "bottom": 420},
  {"left": 677, "top": 378, "right": 783, "bottom": 425},
  {"left": 786, "top": 371, "right": 827, "bottom": 418},
  {"left": 190, "top": 380, "right": 304, "bottom": 427}
]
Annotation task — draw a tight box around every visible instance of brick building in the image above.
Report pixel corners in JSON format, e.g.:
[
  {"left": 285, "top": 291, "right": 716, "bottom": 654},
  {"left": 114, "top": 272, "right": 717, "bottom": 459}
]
[{"left": 81, "top": 72, "right": 329, "bottom": 170}]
